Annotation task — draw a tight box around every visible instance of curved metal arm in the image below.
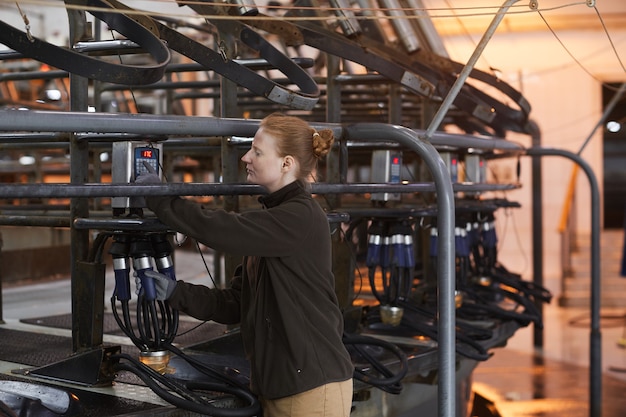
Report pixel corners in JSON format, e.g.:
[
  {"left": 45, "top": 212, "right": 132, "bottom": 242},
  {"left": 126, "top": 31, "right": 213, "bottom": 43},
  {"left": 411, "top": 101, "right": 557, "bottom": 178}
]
[
  {"left": 526, "top": 146, "right": 601, "bottom": 417},
  {"left": 343, "top": 123, "right": 457, "bottom": 417}
]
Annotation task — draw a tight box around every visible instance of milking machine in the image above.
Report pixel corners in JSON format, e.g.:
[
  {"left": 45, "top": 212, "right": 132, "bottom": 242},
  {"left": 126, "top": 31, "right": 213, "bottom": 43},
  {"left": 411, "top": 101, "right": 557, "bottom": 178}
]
[
  {"left": 108, "top": 140, "right": 179, "bottom": 362},
  {"left": 109, "top": 232, "right": 179, "bottom": 367},
  {"left": 360, "top": 150, "right": 551, "bottom": 362},
  {"left": 105, "top": 140, "right": 260, "bottom": 416},
  {"left": 407, "top": 206, "right": 552, "bottom": 359},
  {"left": 366, "top": 219, "right": 415, "bottom": 309},
  {"left": 106, "top": 228, "right": 260, "bottom": 415}
]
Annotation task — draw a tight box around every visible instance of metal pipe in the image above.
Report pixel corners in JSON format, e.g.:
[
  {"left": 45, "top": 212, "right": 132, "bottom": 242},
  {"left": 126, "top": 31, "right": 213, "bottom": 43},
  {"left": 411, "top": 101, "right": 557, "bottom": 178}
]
[
  {"left": 100, "top": 80, "right": 222, "bottom": 91},
  {"left": 0, "top": 70, "right": 67, "bottom": 82},
  {"left": 343, "top": 123, "right": 456, "bottom": 417},
  {"left": 72, "top": 39, "right": 141, "bottom": 53},
  {"left": 0, "top": 59, "right": 314, "bottom": 83},
  {"left": 423, "top": 0, "right": 520, "bottom": 138},
  {"left": 405, "top": 0, "right": 450, "bottom": 58},
  {"left": 67, "top": 6, "right": 100, "bottom": 353},
  {"left": 379, "top": 0, "right": 421, "bottom": 53},
  {"left": 73, "top": 212, "right": 351, "bottom": 232},
  {"left": 230, "top": 126, "right": 525, "bottom": 153},
  {"left": 0, "top": 133, "right": 69, "bottom": 142},
  {"left": 0, "top": 181, "right": 516, "bottom": 198},
  {"left": 165, "top": 57, "right": 315, "bottom": 72},
  {"left": 526, "top": 146, "right": 601, "bottom": 417},
  {"left": 330, "top": 0, "right": 362, "bottom": 37},
  {"left": 0, "top": 109, "right": 262, "bottom": 137},
  {"left": 0, "top": 216, "right": 70, "bottom": 227},
  {"left": 101, "top": 74, "right": 311, "bottom": 92},
  {"left": 74, "top": 217, "right": 169, "bottom": 232},
  {"left": 528, "top": 120, "right": 544, "bottom": 349},
  {"left": 0, "top": 115, "right": 521, "bottom": 154}
]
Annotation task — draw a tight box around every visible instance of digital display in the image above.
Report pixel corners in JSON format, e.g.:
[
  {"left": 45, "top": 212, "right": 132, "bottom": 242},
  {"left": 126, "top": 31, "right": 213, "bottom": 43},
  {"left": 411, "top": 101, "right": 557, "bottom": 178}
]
[{"left": 141, "top": 149, "right": 153, "bottom": 158}]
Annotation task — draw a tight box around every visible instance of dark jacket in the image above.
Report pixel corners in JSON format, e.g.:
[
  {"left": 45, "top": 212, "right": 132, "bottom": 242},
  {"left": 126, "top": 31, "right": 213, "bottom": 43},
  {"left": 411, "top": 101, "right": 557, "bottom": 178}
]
[{"left": 145, "top": 181, "right": 354, "bottom": 399}]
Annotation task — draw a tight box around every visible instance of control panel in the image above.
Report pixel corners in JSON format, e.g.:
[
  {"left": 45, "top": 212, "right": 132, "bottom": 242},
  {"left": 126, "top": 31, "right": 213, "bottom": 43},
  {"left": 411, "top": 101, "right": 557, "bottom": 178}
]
[
  {"left": 370, "top": 150, "right": 403, "bottom": 202},
  {"left": 111, "top": 141, "right": 163, "bottom": 214},
  {"left": 134, "top": 147, "right": 160, "bottom": 179}
]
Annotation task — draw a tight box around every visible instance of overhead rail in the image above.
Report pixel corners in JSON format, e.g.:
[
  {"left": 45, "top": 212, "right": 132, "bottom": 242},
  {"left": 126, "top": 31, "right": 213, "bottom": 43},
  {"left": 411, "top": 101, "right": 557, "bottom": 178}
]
[
  {"left": 220, "top": 0, "right": 533, "bottom": 136},
  {"left": 0, "top": 0, "right": 532, "bottom": 136},
  {"left": 0, "top": 55, "right": 315, "bottom": 81},
  {"left": 0, "top": 0, "right": 171, "bottom": 85},
  {"left": 107, "top": 0, "right": 320, "bottom": 111},
  {"left": 0, "top": 0, "right": 321, "bottom": 110}
]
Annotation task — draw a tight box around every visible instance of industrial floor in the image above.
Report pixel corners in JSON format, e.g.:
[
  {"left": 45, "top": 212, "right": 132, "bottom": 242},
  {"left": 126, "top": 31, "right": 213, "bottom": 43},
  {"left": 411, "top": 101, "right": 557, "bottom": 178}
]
[
  {"left": 472, "top": 303, "right": 626, "bottom": 417},
  {"left": 1, "top": 249, "right": 625, "bottom": 417}
]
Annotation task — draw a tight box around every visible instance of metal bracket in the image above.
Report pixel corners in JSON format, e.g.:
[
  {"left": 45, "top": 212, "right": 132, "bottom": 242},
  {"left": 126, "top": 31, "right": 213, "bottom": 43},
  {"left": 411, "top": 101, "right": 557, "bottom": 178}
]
[{"left": 15, "top": 345, "right": 121, "bottom": 387}]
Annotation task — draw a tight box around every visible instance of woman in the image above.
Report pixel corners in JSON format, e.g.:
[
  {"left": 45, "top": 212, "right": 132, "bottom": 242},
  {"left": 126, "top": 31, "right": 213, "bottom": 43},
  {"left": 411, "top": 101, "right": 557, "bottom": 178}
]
[{"left": 137, "top": 113, "right": 354, "bottom": 417}]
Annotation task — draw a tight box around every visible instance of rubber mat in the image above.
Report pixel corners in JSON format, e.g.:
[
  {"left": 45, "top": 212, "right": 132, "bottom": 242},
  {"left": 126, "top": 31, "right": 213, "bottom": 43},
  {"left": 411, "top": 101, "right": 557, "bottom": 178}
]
[
  {"left": 0, "top": 327, "right": 94, "bottom": 367},
  {"left": 0, "top": 327, "right": 246, "bottom": 391},
  {"left": 20, "top": 312, "right": 229, "bottom": 348},
  {"left": 0, "top": 327, "right": 147, "bottom": 387}
]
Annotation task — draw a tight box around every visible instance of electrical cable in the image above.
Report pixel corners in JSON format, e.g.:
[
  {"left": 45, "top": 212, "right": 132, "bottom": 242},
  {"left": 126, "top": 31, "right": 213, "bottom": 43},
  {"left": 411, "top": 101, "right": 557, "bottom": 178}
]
[
  {"left": 194, "top": 239, "right": 219, "bottom": 289},
  {"left": 535, "top": 6, "right": 623, "bottom": 87},
  {"left": 592, "top": 5, "right": 626, "bottom": 74}
]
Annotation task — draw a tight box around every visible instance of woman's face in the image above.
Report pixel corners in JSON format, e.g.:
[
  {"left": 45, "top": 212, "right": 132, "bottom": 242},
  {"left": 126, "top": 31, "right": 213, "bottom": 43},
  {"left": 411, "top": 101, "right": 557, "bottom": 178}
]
[{"left": 241, "top": 127, "right": 287, "bottom": 193}]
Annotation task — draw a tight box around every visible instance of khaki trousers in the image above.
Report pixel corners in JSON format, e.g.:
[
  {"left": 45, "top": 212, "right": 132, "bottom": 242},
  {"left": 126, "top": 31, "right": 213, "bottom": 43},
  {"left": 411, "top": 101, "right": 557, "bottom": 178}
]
[{"left": 261, "top": 379, "right": 353, "bottom": 417}]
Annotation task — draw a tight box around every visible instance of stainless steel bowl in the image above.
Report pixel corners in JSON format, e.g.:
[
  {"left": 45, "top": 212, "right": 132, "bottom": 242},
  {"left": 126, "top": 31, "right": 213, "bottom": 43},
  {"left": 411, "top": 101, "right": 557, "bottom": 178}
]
[{"left": 380, "top": 305, "right": 404, "bottom": 326}]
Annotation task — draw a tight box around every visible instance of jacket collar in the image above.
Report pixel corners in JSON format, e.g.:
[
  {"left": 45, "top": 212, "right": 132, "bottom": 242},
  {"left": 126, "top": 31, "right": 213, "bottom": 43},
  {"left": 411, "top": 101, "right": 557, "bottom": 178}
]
[{"left": 259, "top": 180, "right": 308, "bottom": 208}]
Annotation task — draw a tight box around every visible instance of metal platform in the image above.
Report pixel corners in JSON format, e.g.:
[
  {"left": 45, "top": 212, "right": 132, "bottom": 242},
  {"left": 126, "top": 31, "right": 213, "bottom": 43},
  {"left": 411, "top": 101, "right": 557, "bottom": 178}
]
[{"left": 0, "top": 305, "right": 516, "bottom": 417}]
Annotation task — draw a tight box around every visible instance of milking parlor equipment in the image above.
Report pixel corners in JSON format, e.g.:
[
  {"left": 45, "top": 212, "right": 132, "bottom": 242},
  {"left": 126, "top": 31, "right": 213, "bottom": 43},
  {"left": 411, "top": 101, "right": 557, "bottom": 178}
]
[{"left": 23, "top": 139, "right": 262, "bottom": 416}]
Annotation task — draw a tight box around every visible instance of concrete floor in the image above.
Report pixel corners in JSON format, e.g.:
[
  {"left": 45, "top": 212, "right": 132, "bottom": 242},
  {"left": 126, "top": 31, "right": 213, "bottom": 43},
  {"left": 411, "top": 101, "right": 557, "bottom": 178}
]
[
  {"left": 1, "top": 249, "right": 625, "bottom": 417},
  {"left": 472, "top": 276, "right": 626, "bottom": 417}
]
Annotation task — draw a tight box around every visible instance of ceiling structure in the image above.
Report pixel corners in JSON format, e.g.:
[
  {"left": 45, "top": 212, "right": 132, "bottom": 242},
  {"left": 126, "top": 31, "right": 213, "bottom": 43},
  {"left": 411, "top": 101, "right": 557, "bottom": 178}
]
[{"left": 421, "top": 0, "right": 626, "bottom": 35}]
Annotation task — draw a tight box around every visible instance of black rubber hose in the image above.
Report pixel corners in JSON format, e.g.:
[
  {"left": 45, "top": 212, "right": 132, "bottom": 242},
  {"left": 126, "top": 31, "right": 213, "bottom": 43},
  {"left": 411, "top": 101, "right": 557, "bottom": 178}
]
[
  {"left": 110, "top": 296, "right": 144, "bottom": 349},
  {"left": 350, "top": 343, "right": 402, "bottom": 395},
  {"left": 343, "top": 333, "right": 408, "bottom": 392},
  {"left": 136, "top": 297, "right": 149, "bottom": 343},
  {"left": 366, "top": 305, "right": 490, "bottom": 361},
  {"left": 164, "top": 343, "right": 251, "bottom": 392},
  {"left": 113, "top": 354, "right": 260, "bottom": 417},
  {"left": 368, "top": 268, "right": 385, "bottom": 304}
]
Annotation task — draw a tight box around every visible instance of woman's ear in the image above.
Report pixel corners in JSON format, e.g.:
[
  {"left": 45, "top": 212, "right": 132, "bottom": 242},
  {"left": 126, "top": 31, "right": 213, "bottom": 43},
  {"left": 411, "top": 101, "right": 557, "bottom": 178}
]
[{"left": 282, "top": 155, "right": 295, "bottom": 172}]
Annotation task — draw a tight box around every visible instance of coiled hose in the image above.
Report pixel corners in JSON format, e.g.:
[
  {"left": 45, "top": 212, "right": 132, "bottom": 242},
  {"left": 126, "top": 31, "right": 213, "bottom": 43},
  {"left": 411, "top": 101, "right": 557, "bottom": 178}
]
[
  {"left": 112, "top": 352, "right": 261, "bottom": 417},
  {"left": 343, "top": 332, "right": 409, "bottom": 395}
]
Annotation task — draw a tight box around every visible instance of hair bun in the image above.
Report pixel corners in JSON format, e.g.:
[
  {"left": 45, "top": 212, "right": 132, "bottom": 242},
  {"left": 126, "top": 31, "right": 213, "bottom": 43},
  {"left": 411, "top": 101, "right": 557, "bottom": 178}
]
[{"left": 312, "top": 129, "right": 334, "bottom": 159}]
